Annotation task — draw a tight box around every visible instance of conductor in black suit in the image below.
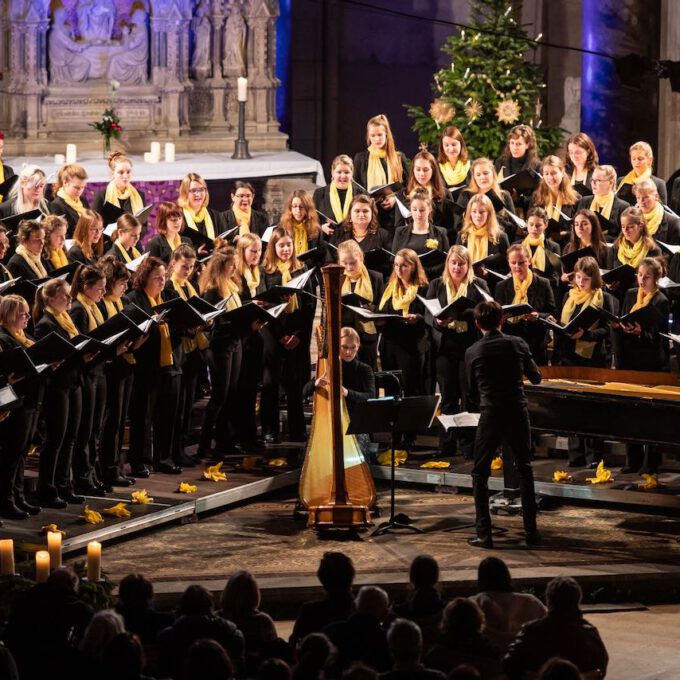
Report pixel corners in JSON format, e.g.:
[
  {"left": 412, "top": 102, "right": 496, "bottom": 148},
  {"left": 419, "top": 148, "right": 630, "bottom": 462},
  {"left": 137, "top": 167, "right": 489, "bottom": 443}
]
[{"left": 464, "top": 301, "right": 542, "bottom": 548}]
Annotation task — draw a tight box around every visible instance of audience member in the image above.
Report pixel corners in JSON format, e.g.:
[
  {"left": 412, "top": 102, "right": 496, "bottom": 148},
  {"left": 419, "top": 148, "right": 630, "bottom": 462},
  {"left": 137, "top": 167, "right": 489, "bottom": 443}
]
[
  {"left": 75, "top": 609, "right": 126, "bottom": 678},
  {"left": 291, "top": 552, "right": 356, "bottom": 645},
  {"left": 447, "top": 666, "right": 481, "bottom": 680},
  {"left": 538, "top": 657, "right": 584, "bottom": 679},
  {"left": 324, "top": 585, "right": 392, "bottom": 677},
  {"left": 183, "top": 638, "right": 236, "bottom": 680},
  {"left": 470, "top": 557, "right": 546, "bottom": 650},
  {"left": 101, "top": 632, "right": 154, "bottom": 680},
  {"left": 293, "top": 632, "right": 336, "bottom": 680},
  {"left": 425, "top": 598, "right": 502, "bottom": 678},
  {"left": 0, "top": 645, "right": 19, "bottom": 680},
  {"left": 503, "top": 577, "right": 608, "bottom": 679},
  {"left": 257, "top": 657, "right": 293, "bottom": 680},
  {"left": 116, "top": 573, "right": 175, "bottom": 644},
  {"left": 343, "top": 662, "right": 380, "bottom": 679},
  {"left": 379, "top": 618, "right": 445, "bottom": 679}
]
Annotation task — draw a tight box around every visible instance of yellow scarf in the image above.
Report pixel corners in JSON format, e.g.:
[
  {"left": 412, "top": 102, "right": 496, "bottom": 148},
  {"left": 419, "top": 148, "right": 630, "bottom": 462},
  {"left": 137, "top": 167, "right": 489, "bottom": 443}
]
[
  {"left": 170, "top": 273, "right": 210, "bottom": 352},
  {"left": 103, "top": 295, "right": 135, "bottom": 364},
  {"left": 76, "top": 292, "right": 105, "bottom": 331},
  {"left": 15, "top": 244, "right": 48, "bottom": 279},
  {"left": 444, "top": 280, "right": 469, "bottom": 332},
  {"left": 589, "top": 191, "right": 615, "bottom": 220},
  {"left": 115, "top": 240, "right": 142, "bottom": 263},
  {"left": 277, "top": 260, "right": 299, "bottom": 313},
  {"left": 104, "top": 180, "right": 144, "bottom": 214},
  {"left": 291, "top": 221, "right": 308, "bottom": 255},
  {"left": 45, "top": 305, "right": 79, "bottom": 338},
  {"left": 183, "top": 207, "right": 215, "bottom": 240},
  {"left": 379, "top": 278, "right": 418, "bottom": 316},
  {"left": 617, "top": 238, "right": 649, "bottom": 267},
  {"left": 49, "top": 247, "right": 69, "bottom": 269},
  {"left": 330, "top": 182, "right": 353, "bottom": 222},
  {"left": 0, "top": 263, "right": 13, "bottom": 280},
  {"left": 439, "top": 160, "right": 470, "bottom": 187},
  {"left": 146, "top": 293, "right": 173, "bottom": 367},
  {"left": 222, "top": 277, "right": 242, "bottom": 312},
  {"left": 523, "top": 234, "right": 546, "bottom": 272},
  {"left": 512, "top": 270, "right": 534, "bottom": 304},
  {"left": 466, "top": 226, "right": 490, "bottom": 263},
  {"left": 165, "top": 232, "right": 182, "bottom": 252},
  {"left": 232, "top": 205, "right": 252, "bottom": 236},
  {"left": 618, "top": 166, "right": 652, "bottom": 191},
  {"left": 560, "top": 287, "right": 603, "bottom": 324},
  {"left": 343, "top": 265, "right": 375, "bottom": 334},
  {"left": 630, "top": 287, "right": 657, "bottom": 313},
  {"left": 56, "top": 187, "right": 85, "bottom": 216},
  {"left": 8, "top": 327, "right": 34, "bottom": 348},
  {"left": 243, "top": 265, "right": 260, "bottom": 298},
  {"left": 643, "top": 202, "right": 664, "bottom": 237},
  {"left": 546, "top": 194, "right": 563, "bottom": 221},
  {"left": 367, "top": 146, "right": 389, "bottom": 190}
]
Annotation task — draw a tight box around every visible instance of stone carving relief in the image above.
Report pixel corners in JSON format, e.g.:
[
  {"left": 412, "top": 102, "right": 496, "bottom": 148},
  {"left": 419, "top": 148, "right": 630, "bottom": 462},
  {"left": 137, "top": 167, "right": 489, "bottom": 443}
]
[
  {"left": 222, "top": 3, "right": 247, "bottom": 75},
  {"left": 190, "top": 0, "right": 212, "bottom": 80}
]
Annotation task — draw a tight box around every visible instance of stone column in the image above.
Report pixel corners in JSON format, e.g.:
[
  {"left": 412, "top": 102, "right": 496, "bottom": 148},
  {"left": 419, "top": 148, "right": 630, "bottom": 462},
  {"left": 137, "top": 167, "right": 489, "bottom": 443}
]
[{"left": 658, "top": 0, "right": 680, "bottom": 179}]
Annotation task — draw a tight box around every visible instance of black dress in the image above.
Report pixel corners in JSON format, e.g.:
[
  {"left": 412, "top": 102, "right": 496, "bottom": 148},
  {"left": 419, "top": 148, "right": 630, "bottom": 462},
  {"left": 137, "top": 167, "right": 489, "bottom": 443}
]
[
  {"left": 67, "top": 244, "right": 98, "bottom": 266},
  {"left": 391, "top": 224, "right": 450, "bottom": 279},
  {"left": 392, "top": 189, "right": 458, "bottom": 239}
]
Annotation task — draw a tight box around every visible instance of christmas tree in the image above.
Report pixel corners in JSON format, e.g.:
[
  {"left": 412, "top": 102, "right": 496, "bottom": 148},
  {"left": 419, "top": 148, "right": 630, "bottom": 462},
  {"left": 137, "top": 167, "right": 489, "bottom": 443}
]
[{"left": 407, "top": 0, "right": 563, "bottom": 159}]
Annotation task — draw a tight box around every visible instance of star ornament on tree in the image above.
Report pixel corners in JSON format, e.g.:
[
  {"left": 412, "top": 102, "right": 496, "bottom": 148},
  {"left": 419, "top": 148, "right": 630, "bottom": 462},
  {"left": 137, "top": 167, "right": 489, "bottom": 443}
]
[
  {"left": 465, "top": 99, "right": 484, "bottom": 121},
  {"left": 429, "top": 98, "right": 455, "bottom": 125},
  {"left": 496, "top": 98, "right": 521, "bottom": 124}
]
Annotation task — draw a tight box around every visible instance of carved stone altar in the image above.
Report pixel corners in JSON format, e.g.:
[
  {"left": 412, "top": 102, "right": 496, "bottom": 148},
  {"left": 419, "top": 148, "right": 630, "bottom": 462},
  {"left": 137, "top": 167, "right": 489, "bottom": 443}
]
[{"left": 0, "top": 0, "right": 286, "bottom": 154}]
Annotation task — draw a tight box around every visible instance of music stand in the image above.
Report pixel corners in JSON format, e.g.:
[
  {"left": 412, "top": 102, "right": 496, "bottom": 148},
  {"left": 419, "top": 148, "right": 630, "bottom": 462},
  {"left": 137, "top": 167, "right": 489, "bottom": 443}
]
[{"left": 348, "top": 395, "right": 441, "bottom": 536}]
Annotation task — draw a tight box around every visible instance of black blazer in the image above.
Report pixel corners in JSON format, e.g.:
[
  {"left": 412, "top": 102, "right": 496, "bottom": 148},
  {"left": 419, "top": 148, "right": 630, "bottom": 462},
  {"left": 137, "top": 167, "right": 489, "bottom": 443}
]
[
  {"left": 146, "top": 235, "right": 192, "bottom": 264},
  {"left": 379, "top": 284, "right": 430, "bottom": 354},
  {"left": 553, "top": 289, "right": 618, "bottom": 368},
  {"left": 456, "top": 189, "right": 518, "bottom": 240},
  {"left": 182, "top": 207, "right": 226, "bottom": 239},
  {"left": 0, "top": 328, "right": 44, "bottom": 407},
  {"left": 613, "top": 288, "right": 670, "bottom": 371},
  {"left": 575, "top": 195, "right": 629, "bottom": 240},
  {"left": 239, "top": 267, "right": 267, "bottom": 303},
  {"left": 91, "top": 187, "right": 147, "bottom": 216},
  {"left": 393, "top": 190, "right": 458, "bottom": 236},
  {"left": 652, "top": 212, "right": 680, "bottom": 246},
  {"left": 341, "top": 268, "right": 384, "bottom": 343},
  {"left": 262, "top": 266, "right": 315, "bottom": 342},
  {"left": 331, "top": 229, "right": 392, "bottom": 257},
  {"left": 6, "top": 253, "right": 48, "bottom": 281},
  {"left": 426, "top": 276, "right": 489, "bottom": 356},
  {"left": 391, "top": 224, "right": 450, "bottom": 254},
  {"left": 617, "top": 175, "right": 667, "bottom": 206},
  {"left": 352, "top": 150, "right": 410, "bottom": 193},
  {"left": 48, "top": 195, "right": 91, "bottom": 236},
  {"left": 105, "top": 242, "right": 144, "bottom": 263},
  {"left": 303, "top": 357, "right": 375, "bottom": 415},
  {"left": 455, "top": 230, "right": 510, "bottom": 260},
  {"left": 0, "top": 199, "right": 17, "bottom": 219},
  {"left": 513, "top": 237, "right": 562, "bottom": 291},
  {"left": 312, "top": 182, "right": 366, "bottom": 225},
  {"left": 222, "top": 208, "right": 268, "bottom": 238},
  {"left": 606, "top": 243, "right": 662, "bottom": 270},
  {"left": 70, "top": 300, "right": 106, "bottom": 376},
  {"left": 202, "top": 287, "right": 242, "bottom": 351},
  {"left": 67, "top": 244, "right": 98, "bottom": 266},
  {"left": 568, "top": 170, "right": 593, "bottom": 192},
  {"left": 33, "top": 311, "right": 82, "bottom": 390}
]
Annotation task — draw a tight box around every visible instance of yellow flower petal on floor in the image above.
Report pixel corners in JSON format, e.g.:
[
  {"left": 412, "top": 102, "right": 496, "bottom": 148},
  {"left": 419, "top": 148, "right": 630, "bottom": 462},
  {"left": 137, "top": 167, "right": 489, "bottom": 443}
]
[
  {"left": 420, "top": 461, "right": 450, "bottom": 469},
  {"left": 242, "top": 456, "right": 258, "bottom": 469},
  {"left": 267, "top": 458, "right": 287, "bottom": 467},
  {"left": 131, "top": 489, "right": 153, "bottom": 504},
  {"left": 81, "top": 505, "right": 104, "bottom": 524},
  {"left": 491, "top": 456, "right": 503, "bottom": 470},
  {"left": 178, "top": 482, "right": 198, "bottom": 493},
  {"left": 40, "top": 524, "right": 66, "bottom": 536},
  {"left": 203, "top": 461, "right": 228, "bottom": 481},
  {"left": 103, "top": 502, "right": 132, "bottom": 518},
  {"left": 585, "top": 460, "right": 614, "bottom": 484},
  {"left": 553, "top": 470, "right": 573, "bottom": 482},
  {"left": 638, "top": 473, "right": 659, "bottom": 490},
  {"left": 377, "top": 449, "right": 408, "bottom": 466}
]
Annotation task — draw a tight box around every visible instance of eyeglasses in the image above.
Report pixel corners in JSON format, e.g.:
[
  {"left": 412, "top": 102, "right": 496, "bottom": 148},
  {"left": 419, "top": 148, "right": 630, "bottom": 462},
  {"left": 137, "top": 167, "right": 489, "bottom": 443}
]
[
  {"left": 189, "top": 188, "right": 206, "bottom": 195},
  {"left": 89, "top": 227, "right": 104, "bottom": 233}
]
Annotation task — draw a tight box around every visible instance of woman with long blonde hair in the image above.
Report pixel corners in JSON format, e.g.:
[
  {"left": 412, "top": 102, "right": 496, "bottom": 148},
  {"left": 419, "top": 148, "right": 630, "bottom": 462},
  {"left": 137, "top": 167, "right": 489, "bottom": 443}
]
[
  {"left": 0, "top": 164, "right": 49, "bottom": 218},
  {"left": 531, "top": 156, "right": 580, "bottom": 242}
]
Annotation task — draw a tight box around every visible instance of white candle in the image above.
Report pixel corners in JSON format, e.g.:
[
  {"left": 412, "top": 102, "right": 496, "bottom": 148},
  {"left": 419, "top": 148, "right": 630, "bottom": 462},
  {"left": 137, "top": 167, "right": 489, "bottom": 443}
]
[
  {"left": 47, "top": 531, "right": 62, "bottom": 569},
  {"left": 150, "top": 141, "right": 161, "bottom": 161},
  {"left": 0, "top": 539, "right": 14, "bottom": 576},
  {"left": 65, "top": 144, "right": 77, "bottom": 164},
  {"left": 164, "top": 142, "right": 175, "bottom": 163},
  {"left": 237, "top": 77, "right": 248, "bottom": 102},
  {"left": 87, "top": 541, "right": 101, "bottom": 581},
  {"left": 54, "top": 153, "right": 66, "bottom": 165},
  {"left": 143, "top": 151, "right": 158, "bottom": 164},
  {"left": 35, "top": 550, "right": 50, "bottom": 583}
]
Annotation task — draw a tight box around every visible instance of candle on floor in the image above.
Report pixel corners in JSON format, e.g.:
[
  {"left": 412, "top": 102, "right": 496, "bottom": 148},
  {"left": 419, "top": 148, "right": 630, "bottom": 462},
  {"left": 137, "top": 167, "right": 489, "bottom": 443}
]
[
  {"left": 0, "top": 539, "right": 14, "bottom": 576},
  {"left": 65, "top": 144, "right": 77, "bottom": 164},
  {"left": 35, "top": 551, "right": 50, "bottom": 583},
  {"left": 87, "top": 541, "right": 101, "bottom": 581},
  {"left": 47, "top": 531, "right": 62, "bottom": 569},
  {"left": 150, "top": 141, "right": 161, "bottom": 161},
  {"left": 165, "top": 142, "right": 175, "bottom": 163},
  {"left": 237, "top": 77, "right": 248, "bottom": 102},
  {"left": 54, "top": 153, "right": 65, "bottom": 165}
]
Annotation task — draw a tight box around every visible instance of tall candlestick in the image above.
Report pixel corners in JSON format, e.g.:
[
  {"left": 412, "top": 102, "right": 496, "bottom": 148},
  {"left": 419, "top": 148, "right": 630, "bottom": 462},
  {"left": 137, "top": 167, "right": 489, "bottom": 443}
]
[
  {"left": 65, "top": 144, "right": 77, "bottom": 164},
  {"left": 232, "top": 100, "right": 252, "bottom": 160},
  {"left": 164, "top": 142, "right": 176, "bottom": 163},
  {"left": 0, "top": 539, "right": 14, "bottom": 576},
  {"left": 87, "top": 541, "right": 101, "bottom": 581},
  {"left": 47, "top": 531, "right": 62, "bottom": 569},
  {"left": 150, "top": 141, "right": 161, "bottom": 162},
  {"left": 35, "top": 551, "right": 50, "bottom": 583},
  {"left": 237, "top": 77, "right": 248, "bottom": 102}
]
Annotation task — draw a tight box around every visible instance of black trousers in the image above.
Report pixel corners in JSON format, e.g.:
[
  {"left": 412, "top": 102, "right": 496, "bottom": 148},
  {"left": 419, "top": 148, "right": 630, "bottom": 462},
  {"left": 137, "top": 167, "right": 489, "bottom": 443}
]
[
  {"left": 261, "top": 334, "right": 307, "bottom": 440},
  {"left": 471, "top": 407, "right": 537, "bottom": 539},
  {"left": 40, "top": 384, "right": 82, "bottom": 497},
  {"left": 236, "top": 333, "right": 264, "bottom": 444},
  {"left": 129, "top": 368, "right": 180, "bottom": 469},
  {"left": 436, "top": 352, "right": 473, "bottom": 456},
  {"left": 626, "top": 444, "right": 661, "bottom": 472},
  {"left": 200, "top": 342, "right": 242, "bottom": 452},
  {"left": 358, "top": 337, "right": 378, "bottom": 371},
  {"left": 73, "top": 370, "right": 106, "bottom": 483},
  {"left": 178, "top": 349, "right": 205, "bottom": 446},
  {"left": 380, "top": 339, "right": 425, "bottom": 397},
  {"left": 0, "top": 405, "right": 40, "bottom": 504},
  {"left": 100, "top": 361, "right": 134, "bottom": 478}
]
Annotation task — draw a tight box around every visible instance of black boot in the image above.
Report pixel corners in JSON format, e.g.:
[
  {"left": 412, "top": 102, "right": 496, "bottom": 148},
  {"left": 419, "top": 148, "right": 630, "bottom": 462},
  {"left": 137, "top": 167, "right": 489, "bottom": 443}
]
[
  {"left": 0, "top": 501, "right": 29, "bottom": 520},
  {"left": 472, "top": 475, "right": 493, "bottom": 546},
  {"left": 15, "top": 497, "right": 41, "bottom": 516}
]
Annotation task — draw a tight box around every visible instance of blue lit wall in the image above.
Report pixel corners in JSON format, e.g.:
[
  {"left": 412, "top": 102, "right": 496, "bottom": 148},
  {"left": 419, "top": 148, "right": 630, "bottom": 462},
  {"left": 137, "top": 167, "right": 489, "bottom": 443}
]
[{"left": 276, "top": 0, "right": 292, "bottom": 135}]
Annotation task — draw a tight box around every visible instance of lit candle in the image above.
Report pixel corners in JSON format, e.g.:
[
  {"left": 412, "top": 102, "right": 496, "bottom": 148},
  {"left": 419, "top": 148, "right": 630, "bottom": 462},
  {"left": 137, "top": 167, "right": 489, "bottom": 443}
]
[
  {"left": 164, "top": 142, "right": 175, "bottom": 163},
  {"left": 54, "top": 153, "right": 66, "bottom": 165},
  {"left": 65, "top": 144, "right": 77, "bottom": 164},
  {"left": 237, "top": 77, "right": 248, "bottom": 102},
  {"left": 0, "top": 539, "right": 15, "bottom": 576},
  {"left": 150, "top": 141, "right": 161, "bottom": 161},
  {"left": 87, "top": 541, "right": 101, "bottom": 581},
  {"left": 35, "top": 550, "right": 50, "bottom": 583},
  {"left": 143, "top": 151, "right": 157, "bottom": 164},
  {"left": 47, "top": 531, "right": 62, "bottom": 569}
]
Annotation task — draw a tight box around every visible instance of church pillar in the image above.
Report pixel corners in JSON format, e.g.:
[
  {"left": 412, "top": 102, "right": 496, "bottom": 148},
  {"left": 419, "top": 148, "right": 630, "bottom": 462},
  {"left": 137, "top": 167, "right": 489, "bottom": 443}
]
[{"left": 658, "top": 0, "right": 680, "bottom": 179}]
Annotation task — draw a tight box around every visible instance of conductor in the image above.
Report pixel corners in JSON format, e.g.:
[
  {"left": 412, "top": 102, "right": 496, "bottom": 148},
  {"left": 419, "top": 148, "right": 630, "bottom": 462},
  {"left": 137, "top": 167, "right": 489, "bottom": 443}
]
[{"left": 464, "top": 301, "right": 542, "bottom": 548}]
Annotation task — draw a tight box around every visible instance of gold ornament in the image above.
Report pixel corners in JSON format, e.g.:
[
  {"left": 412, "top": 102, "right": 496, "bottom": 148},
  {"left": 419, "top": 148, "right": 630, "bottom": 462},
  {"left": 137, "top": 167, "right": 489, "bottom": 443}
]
[
  {"left": 429, "top": 98, "right": 455, "bottom": 125},
  {"left": 496, "top": 98, "right": 521, "bottom": 124},
  {"left": 465, "top": 100, "right": 483, "bottom": 121}
]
